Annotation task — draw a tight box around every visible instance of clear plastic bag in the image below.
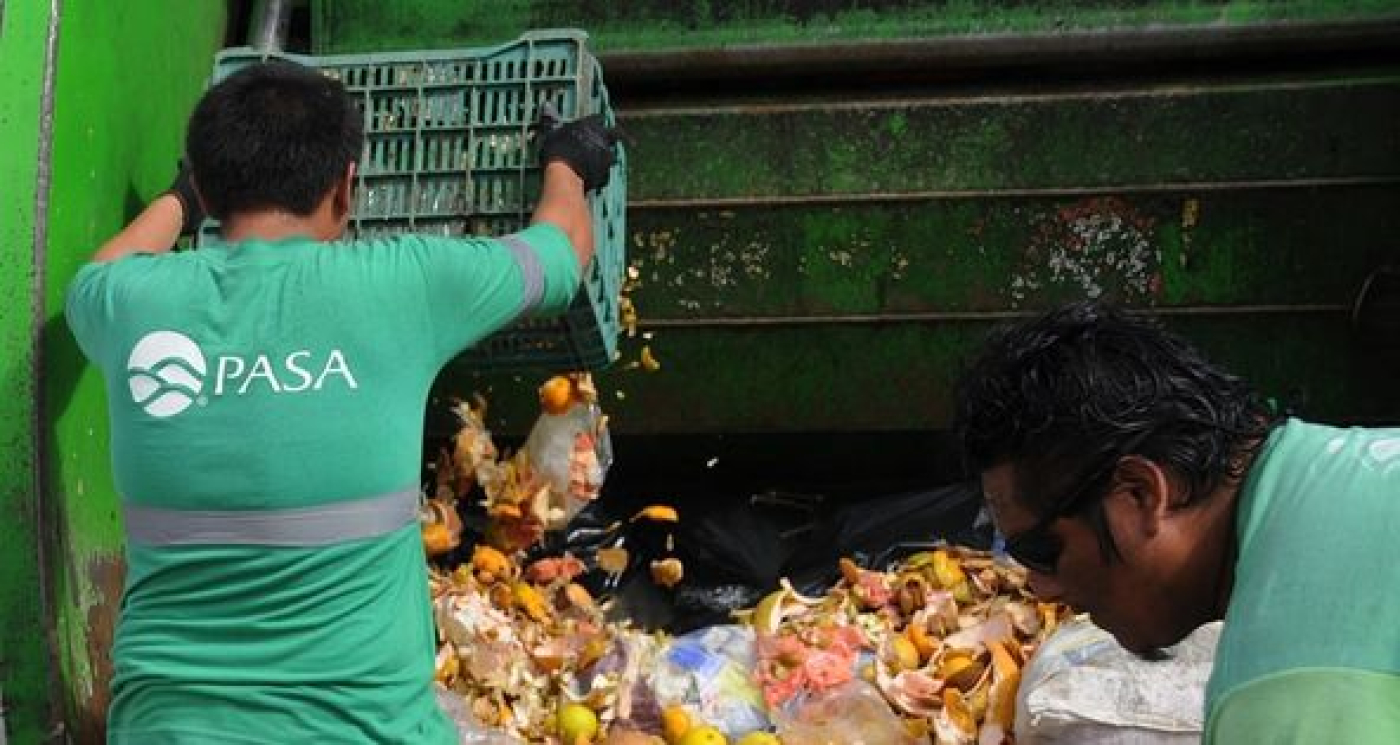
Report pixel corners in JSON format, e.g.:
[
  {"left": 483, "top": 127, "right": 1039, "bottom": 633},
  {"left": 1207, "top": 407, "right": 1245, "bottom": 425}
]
[
  {"left": 575, "top": 631, "right": 666, "bottom": 733},
  {"left": 434, "top": 685, "right": 521, "bottom": 744},
  {"left": 523, "top": 401, "right": 612, "bottom": 531},
  {"left": 649, "top": 625, "right": 771, "bottom": 738},
  {"left": 771, "top": 679, "right": 919, "bottom": 745}
]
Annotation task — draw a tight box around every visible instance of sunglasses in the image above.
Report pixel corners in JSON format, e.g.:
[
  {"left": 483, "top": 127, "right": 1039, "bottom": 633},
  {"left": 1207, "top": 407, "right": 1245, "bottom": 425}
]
[
  {"left": 1002, "top": 453, "right": 1125, "bottom": 575},
  {"left": 1003, "top": 512, "right": 1067, "bottom": 575}
]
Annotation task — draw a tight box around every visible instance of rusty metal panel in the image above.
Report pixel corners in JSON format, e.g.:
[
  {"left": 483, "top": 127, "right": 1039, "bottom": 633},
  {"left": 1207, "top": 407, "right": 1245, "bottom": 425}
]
[
  {"left": 439, "top": 76, "right": 1399, "bottom": 433},
  {"left": 619, "top": 190, "right": 1393, "bottom": 317},
  {"left": 444, "top": 187, "right": 1396, "bottom": 434}
]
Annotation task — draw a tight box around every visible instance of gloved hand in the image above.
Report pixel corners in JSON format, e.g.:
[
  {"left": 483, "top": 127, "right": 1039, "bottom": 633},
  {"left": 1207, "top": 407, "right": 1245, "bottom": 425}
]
[
  {"left": 537, "top": 112, "right": 619, "bottom": 192},
  {"left": 163, "top": 159, "right": 206, "bottom": 235}
]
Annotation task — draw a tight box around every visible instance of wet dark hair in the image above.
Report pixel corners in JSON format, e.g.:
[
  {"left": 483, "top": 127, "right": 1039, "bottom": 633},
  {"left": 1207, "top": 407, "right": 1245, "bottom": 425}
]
[
  {"left": 186, "top": 61, "right": 363, "bottom": 220},
  {"left": 955, "top": 301, "right": 1277, "bottom": 557}
]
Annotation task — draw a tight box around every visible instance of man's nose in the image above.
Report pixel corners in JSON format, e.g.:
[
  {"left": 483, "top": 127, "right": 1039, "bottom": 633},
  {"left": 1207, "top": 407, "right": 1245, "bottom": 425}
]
[{"left": 1028, "top": 570, "right": 1066, "bottom": 602}]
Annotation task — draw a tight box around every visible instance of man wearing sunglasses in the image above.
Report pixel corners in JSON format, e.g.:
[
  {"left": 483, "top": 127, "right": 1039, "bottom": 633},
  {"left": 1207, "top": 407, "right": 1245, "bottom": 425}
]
[{"left": 955, "top": 301, "right": 1399, "bottom": 743}]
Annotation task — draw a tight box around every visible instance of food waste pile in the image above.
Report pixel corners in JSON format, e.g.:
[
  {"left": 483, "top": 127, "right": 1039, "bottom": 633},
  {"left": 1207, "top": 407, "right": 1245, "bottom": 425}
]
[{"left": 420, "top": 376, "right": 1068, "bottom": 744}]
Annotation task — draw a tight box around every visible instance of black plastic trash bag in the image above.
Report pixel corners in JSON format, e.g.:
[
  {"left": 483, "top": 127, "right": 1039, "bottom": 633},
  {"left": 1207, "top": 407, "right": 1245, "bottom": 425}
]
[{"left": 784, "top": 480, "right": 993, "bottom": 594}]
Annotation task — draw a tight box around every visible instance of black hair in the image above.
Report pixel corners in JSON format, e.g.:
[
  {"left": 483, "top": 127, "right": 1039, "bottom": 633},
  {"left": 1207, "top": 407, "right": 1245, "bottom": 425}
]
[
  {"left": 955, "top": 301, "right": 1277, "bottom": 556},
  {"left": 186, "top": 61, "right": 363, "bottom": 220}
]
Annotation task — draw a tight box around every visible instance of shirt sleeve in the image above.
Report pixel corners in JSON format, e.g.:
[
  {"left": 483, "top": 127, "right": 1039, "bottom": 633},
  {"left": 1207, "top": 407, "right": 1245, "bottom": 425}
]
[
  {"left": 1207, "top": 669, "right": 1400, "bottom": 744},
  {"left": 64, "top": 261, "right": 119, "bottom": 369},
  {"left": 388, "top": 223, "right": 581, "bottom": 364}
]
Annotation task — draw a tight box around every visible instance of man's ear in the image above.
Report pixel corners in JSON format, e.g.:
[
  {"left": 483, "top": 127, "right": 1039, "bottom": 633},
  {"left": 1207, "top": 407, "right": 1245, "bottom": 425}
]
[
  {"left": 332, "top": 162, "right": 357, "bottom": 217},
  {"left": 1110, "top": 455, "right": 1175, "bottom": 538}
]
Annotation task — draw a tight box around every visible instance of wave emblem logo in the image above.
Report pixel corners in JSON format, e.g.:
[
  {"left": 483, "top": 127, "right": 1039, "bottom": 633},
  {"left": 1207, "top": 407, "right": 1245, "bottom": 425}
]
[{"left": 127, "top": 331, "right": 207, "bottom": 418}]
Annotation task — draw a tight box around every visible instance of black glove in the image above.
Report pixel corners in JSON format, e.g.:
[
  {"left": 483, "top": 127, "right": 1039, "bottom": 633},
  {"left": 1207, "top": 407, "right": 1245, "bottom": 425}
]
[
  {"left": 164, "top": 159, "right": 206, "bottom": 235},
  {"left": 537, "top": 113, "right": 619, "bottom": 192}
]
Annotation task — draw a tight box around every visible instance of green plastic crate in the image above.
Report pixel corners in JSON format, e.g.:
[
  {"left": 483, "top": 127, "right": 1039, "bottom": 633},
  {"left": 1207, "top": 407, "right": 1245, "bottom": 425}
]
[{"left": 204, "top": 29, "right": 626, "bottom": 372}]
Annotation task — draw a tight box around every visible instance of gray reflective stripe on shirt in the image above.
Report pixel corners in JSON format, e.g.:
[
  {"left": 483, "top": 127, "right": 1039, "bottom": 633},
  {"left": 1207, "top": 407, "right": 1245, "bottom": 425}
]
[
  {"left": 123, "top": 486, "right": 419, "bottom": 547},
  {"left": 500, "top": 234, "right": 544, "bottom": 317}
]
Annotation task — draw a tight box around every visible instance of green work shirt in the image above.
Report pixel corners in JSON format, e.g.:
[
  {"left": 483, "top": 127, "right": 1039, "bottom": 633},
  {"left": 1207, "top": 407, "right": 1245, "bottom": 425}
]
[
  {"left": 1206, "top": 419, "right": 1400, "bottom": 743},
  {"left": 65, "top": 224, "right": 580, "bottom": 744}
]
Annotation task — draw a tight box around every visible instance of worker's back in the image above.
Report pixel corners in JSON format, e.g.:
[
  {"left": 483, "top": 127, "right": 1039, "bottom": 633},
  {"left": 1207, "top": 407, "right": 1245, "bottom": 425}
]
[{"left": 65, "top": 225, "right": 580, "bottom": 744}]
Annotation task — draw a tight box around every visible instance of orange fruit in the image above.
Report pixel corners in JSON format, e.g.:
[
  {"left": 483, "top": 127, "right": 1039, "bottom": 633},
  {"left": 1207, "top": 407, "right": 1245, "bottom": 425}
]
[
  {"left": 539, "top": 375, "right": 575, "bottom": 415},
  {"left": 421, "top": 523, "right": 457, "bottom": 556},
  {"left": 660, "top": 704, "right": 692, "bottom": 744}
]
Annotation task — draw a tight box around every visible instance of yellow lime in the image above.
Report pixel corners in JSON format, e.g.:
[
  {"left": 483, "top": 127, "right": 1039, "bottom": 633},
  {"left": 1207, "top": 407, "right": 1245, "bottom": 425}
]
[
  {"left": 678, "top": 725, "right": 729, "bottom": 745},
  {"left": 558, "top": 702, "right": 599, "bottom": 743}
]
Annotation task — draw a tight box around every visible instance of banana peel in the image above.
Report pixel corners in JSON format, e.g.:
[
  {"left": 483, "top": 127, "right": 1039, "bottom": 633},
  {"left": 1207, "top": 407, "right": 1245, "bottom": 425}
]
[
  {"left": 745, "top": 579, "right": 827, "bottom": 634},
  {"left": 986, "top": 639, "right": 1021, "bottom": 729},
  {"left": 512, "top": 581, "right": 550, "bottom": 622},
  {"left": 933, "top": 687, "right": 978, "bottom": 744}
]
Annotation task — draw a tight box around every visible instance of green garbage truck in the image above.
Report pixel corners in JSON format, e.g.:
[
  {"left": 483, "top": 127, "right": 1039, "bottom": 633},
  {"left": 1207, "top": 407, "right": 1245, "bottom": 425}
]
[{"left": 2, "top": 1, "right": 1395, "bottom": 741}]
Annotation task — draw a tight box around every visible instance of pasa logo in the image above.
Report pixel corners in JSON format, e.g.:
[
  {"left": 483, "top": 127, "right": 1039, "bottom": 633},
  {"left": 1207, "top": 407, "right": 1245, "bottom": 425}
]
[
  {"left": 127, "top": 331, "right": 207, "bottom": 418},
  {"left": 125, "top": 330, "right": 359, "bottom": 419}
]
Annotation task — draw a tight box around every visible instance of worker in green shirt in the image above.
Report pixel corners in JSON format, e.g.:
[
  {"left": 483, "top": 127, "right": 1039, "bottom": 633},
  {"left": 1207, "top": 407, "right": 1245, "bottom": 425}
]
[
  {"left": 955, "top": 301, "right": 1400, "bottom": 743},
  {"left": 65, "top": 61, "right": 617, "bottom": 744}
]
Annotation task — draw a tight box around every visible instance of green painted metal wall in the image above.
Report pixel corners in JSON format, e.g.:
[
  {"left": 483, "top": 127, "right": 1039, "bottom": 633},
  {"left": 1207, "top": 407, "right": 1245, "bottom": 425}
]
[
  {"left": 38, "top": 2, "right": 227, "bottom": 740},
  {"left": 571, "top": 77, "right": 1400, "bottom": 433},
  {"left": 301, "top": 1, "right": 1400, "bottom": 436},
  {"left": 451, "top": 41, "right": 1400, "bottom": 436},
  {"left": 0, "top": 0, "right": 1392, "bottom": 737},
  {"left": 314, "top": 0, "right": 1400, "bottom": 52},
  {"left": 1, "top": 3, "right": 54, "bottom": 742}
]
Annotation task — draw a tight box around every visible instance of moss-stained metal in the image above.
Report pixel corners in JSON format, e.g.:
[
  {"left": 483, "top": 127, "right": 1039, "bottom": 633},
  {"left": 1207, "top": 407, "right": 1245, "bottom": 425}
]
[
  {"left": 619, "top": 77, "right": 1400, "bottom": 200},
  {"left": 446, "top": 310, "right": 1388, "bottom": 435},
  {"left": 445, "top": 186, "right": 1395, "bottom": 434},
  {"left": 311, "top": 1, "right": 1400, "bottom": 436},
  {"left": 43, "top": 2, "right": 227, "bottom": 738},
  {"left": 1, "top": 2, "right": 56, "bottom": 741},
  {"left": 618, "top": 190, "right": 1392, "bottom": 318},
  {"left": 313, "top": 0, "right": 1400, "bottom": 53}
]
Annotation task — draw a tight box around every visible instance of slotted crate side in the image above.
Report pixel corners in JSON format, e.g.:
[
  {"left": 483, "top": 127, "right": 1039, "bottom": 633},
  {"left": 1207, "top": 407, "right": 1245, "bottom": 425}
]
[
  {"left": 211, "top": 31, "right": 596, "bottom": 234},
  {"left": 203, "top": 29, "right": 624, "bottom": 371}
]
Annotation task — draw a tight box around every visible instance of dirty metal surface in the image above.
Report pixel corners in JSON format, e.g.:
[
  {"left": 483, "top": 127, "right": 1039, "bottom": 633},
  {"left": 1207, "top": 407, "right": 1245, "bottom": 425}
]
[
  {"left": 617, "top": 77, "right": 1400, "bottom": 200},
  {"left": 312, "top": 1, "right": 1400, "bottom": 53},
  {"left": 0, "top": 0, "right": 54, "bottom": 741},
  {"left": 43, "top": 1, "right": 228, "bottom": 737}
]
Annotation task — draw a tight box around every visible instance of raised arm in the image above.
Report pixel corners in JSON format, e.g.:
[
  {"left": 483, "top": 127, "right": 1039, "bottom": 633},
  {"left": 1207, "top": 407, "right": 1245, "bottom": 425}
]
[
  {"left": 531, "top": 162, "right": 594, "bottom": 270},
  {"left": 92, "top": 195, "right": 184, "bottom": 262},
  {"left": 92, "top": 163, "right": 203, "bottom": 263},
  {"left": 533, "top": 114, "right": 618, "bottom": 270}
]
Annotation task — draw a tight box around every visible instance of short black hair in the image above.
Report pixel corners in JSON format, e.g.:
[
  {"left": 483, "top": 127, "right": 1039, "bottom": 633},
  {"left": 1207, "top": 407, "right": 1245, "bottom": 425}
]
[
  {"left": 186, "top": 61, "right": 363, "bottom": 220},
  {"left": 955, "top": 302, "right": 1276, "bottom": 552}
]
